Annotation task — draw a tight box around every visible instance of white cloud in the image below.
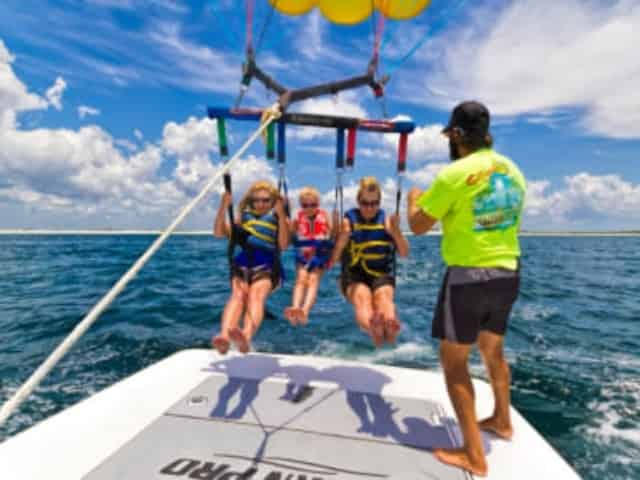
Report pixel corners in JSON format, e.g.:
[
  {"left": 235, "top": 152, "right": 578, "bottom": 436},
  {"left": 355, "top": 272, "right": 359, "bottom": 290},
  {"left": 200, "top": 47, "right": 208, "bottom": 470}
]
[
  {"left": 0, "top": 39, "right": 47, "bottom": 129},
  {"left": 146, "top": 21, "right": 239, "bottom": 94},
  {"left": 289, "top": 92, "right": 368, "bottom": 141},
  {"left": 115, "top": 138, "right": 137, "bottom": 152},
  {"left": 412, "top": 0, "right": 640, "bottom": 138},
  {"left": 159, "top": 116, "right": 276, "bottom": 201},
  {"left": 87, "top": 0, "right": 189, "bottom": 13},
  {"left": 78, "top": 105, "right": 101, "bottom": 119},
  {"left": 134, "top": 129, "right": 143, "bottom": 140},
  {"left": 383, "top": 120, "right": 448, "bottom": 163},
  {"left": 162, "top": 116, "right": 218, "bottom": 158},
  {"left": 524, "top": 173, "right": 640, "bottom": 228},
  {"left": 0, "top": 40, "right": 276, "bottom": 228},
  {"left": 45, "top": 77, "right": 66, "bottom": 111},
  {"left": 407, "top": 162, "right": 448, "bottom": 186}
]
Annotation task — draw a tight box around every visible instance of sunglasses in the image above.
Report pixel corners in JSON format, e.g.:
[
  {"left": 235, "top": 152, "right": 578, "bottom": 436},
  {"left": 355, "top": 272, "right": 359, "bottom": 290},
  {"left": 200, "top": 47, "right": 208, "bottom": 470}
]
[
  {"left": 359, "top": 200, "right": 380, "bottom": 208},
  {"left": 301, "top": 203, "right": 318, "bottom": 208},
  {"left": 252, "top": 197, "right": 272, "bottom": 204}
]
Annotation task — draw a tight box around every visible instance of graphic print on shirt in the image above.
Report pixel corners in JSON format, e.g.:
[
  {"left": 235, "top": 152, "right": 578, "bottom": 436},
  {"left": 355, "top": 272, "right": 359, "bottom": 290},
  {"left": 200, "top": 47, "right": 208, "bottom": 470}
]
[{"left": 472, "top": 162, "right": 525, "bottom": 231}]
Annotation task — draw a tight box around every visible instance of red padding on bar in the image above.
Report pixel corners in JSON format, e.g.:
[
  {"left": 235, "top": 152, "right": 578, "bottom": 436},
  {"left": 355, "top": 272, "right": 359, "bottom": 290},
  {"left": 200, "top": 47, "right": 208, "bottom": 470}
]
[
  {"left": 346, "top": 128, "right": 357, "bottom": 167},
  {"left": 398, "top": 133, "right": 408, "bottom": 173}
]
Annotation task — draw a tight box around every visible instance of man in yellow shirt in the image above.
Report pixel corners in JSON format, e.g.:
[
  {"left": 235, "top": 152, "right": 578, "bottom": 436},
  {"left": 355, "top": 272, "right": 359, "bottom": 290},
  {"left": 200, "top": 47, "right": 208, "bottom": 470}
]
[{"left": 408, "top": 101, "right": 526, "bottom": 477}]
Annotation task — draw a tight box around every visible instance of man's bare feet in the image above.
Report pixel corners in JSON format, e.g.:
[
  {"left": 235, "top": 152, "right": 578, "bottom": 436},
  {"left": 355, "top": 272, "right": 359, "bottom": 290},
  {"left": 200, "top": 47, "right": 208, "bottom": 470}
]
[
  {"left": 211, "top": 335, "right": 230, "bottom": 355},
  {"left": 370, "top": 312, "right": 385, "bottom": 347},
  {"left": 433, "top": 447, "right": 488, "bottom": 477},
  {"left": 229, "top": 327, "right": 251, "bottom": 354},
  {"left": 479, "top": 416, "right": 513, "bottom": 440},
  {"left": 284, "top": 307, "right": 299, "bottom": 326},
  {"left": 383, "top": 316, "right": 401, "bottom": 344}
]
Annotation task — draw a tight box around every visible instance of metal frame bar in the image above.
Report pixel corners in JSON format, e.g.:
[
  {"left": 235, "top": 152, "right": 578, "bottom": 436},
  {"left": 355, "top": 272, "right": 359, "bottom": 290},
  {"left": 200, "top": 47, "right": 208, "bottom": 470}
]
[{"left": 207, "top": 107, "right": 415, "bottom": 134}]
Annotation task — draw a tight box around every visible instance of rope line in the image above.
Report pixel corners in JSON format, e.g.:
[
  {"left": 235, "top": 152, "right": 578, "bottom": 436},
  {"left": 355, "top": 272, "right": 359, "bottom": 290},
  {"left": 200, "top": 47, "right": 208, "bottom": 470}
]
[
  {"left": 255, "top": 0, "right": 278, "bottom": 56},
  {"left": 382, "top": 0, "right": 470, "bottom": 78},
  {"left": 0, "top": 108, "right": 281, "bottom": 428},
  {"left": 245, "top": 0, "right": 254, "bottom": 53}
]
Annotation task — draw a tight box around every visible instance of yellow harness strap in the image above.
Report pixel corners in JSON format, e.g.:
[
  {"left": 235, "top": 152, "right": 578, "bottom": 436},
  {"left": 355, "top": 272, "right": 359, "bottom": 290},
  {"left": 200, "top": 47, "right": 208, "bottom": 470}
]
[
  {"left": 242, "top": 219, "right": 276, "bottom": 244},
  {"left": 348, "top": 240, "right": 393, "bottom": 277},
  {"left": 352, "top": 223, "right": 386, "bottom": 231}
]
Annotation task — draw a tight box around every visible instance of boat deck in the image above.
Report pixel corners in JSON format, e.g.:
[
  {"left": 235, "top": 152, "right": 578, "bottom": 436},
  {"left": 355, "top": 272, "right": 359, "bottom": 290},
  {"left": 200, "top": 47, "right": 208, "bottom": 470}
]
[{"left": 0, "top": 349, "right": 580, "bottom": 479}]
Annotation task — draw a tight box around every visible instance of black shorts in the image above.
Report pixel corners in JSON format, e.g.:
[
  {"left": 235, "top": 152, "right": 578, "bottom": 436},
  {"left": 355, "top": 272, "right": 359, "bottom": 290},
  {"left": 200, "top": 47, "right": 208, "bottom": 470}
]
[
  {"left": 340, "top": 267, "right": 395, "bottom": 297},
  {"left": 432, "top": 266, "right": 520, "bottom": 344},
  {"left": 232, "top": 264, "right": 281, "bottom": 292}
]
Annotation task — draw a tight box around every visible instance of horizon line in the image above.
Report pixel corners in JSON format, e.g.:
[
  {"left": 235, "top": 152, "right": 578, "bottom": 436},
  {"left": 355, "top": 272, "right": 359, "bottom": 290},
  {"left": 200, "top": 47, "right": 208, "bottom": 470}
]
[{"left": 0, "top": 229, "right": 639, "bottom": 237}]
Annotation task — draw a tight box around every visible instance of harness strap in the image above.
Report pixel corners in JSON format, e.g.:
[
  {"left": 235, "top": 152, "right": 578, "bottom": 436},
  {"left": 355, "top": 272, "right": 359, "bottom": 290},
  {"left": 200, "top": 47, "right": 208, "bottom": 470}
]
[
  {"left": 245, "top": 219, "right": 277, "bottom": 231},
  {"left": 353, "top": 223, "right": 386, "bottom": 231},
  {"left": 348, "top": 239, "right": 394, "bottom": 277}
]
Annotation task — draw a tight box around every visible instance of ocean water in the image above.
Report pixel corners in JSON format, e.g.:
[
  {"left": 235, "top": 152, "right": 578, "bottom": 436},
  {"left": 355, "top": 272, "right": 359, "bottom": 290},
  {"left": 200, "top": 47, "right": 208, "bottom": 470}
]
[{"left": 0, "top": 234, "right": 638, "bottom": 478}]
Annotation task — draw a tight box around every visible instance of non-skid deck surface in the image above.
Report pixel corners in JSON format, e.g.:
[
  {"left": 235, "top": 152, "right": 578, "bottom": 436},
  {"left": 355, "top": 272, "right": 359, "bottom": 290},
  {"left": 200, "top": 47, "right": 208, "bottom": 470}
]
[{"left": 85, "top": 368, "right": 466, "bottom": 480}]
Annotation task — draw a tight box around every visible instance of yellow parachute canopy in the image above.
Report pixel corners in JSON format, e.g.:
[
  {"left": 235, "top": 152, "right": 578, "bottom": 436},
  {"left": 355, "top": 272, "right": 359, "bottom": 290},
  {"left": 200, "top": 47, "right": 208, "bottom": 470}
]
[{"left": 269, "top": 0, "right": 431, "bottom": 25}]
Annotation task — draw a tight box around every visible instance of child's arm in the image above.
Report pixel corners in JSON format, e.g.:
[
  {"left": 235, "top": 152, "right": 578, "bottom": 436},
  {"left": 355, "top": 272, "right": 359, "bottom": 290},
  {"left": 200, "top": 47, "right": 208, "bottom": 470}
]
[
  {"left": 329, "top": 218, "right": 351, "bottom": 267},
  {"left": 289, "top": 217, "right": 298, "bottom": 236},
  {"left": 329, "top": 209, "right": 339, "bottom": 239}
]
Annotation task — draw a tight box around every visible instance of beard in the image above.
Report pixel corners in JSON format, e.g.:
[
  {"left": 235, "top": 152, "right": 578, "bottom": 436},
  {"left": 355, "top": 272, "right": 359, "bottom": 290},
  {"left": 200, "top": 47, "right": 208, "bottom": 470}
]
[{"left": 449, "top": 138, "right": 462, "bottom": 161}]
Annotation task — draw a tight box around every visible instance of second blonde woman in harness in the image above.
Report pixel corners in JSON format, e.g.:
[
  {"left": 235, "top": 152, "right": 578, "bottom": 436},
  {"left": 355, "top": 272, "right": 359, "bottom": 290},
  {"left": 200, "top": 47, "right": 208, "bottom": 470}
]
[{"left": 329, "top": 177, "right": 409, "bottom": 347}]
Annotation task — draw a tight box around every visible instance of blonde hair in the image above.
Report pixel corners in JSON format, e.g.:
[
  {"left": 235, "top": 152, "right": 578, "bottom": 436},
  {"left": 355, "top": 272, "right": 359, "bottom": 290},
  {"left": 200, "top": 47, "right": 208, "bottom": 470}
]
[
  {"left": 357, "top": 176, "right": 381, "bottom": 202},
  {"left": 298, "top": 186, "right": 321, "bottom": 204},
  {"left": 238, "top": 180, "right": 279, "bottom": 213}
]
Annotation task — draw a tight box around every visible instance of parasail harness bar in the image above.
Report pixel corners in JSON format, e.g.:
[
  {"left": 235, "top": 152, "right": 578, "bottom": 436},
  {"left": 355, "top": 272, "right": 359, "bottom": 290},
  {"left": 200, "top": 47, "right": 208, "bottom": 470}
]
[{"left": 208, "top": 107, "right": 414, "bottom": 134}]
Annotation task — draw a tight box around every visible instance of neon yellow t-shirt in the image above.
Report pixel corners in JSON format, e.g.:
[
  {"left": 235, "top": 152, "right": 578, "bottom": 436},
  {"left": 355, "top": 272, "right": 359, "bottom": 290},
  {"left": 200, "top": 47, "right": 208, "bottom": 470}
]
[{"left": 417, "top": 149, "right": 526, "bottom": 270}]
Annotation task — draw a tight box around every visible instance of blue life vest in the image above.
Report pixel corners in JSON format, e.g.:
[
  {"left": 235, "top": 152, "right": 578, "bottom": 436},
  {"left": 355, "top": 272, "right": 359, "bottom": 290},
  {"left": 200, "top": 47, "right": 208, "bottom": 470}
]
[
  {"left": 344, "top": 208, "right": 394, "bottom": 277},
  {"left": 240, "top": 209, "right": 278, "bottom": 252},
  {"left": 231, "top": 209, "right": 279, "bottom": 269}
]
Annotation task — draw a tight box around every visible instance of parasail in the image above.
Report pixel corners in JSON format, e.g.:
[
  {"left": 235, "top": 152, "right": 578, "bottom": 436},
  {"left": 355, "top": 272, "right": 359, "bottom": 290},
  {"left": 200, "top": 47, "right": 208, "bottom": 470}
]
[{"left": 269, "top": 0, "right": 431, "bottom": 24}]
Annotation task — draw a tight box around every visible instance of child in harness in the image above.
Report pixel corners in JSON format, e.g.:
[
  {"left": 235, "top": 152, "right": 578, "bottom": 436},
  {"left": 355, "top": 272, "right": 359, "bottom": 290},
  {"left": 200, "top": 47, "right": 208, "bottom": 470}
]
[{"left": 284, "top": 187, "right": 337, "bottom": 325}]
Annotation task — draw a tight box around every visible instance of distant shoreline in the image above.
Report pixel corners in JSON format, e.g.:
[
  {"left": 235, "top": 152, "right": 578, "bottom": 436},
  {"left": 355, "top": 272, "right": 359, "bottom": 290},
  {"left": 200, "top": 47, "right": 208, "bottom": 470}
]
[{"left": 1, "top": 229, "right": 639, "bottom": 237}]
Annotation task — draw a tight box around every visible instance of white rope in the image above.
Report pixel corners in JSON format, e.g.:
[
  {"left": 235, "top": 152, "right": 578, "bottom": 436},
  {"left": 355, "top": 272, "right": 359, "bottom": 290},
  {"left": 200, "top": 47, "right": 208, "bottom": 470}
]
[{"left": 0, "top": 108, "right": 280, "bottom": 428}]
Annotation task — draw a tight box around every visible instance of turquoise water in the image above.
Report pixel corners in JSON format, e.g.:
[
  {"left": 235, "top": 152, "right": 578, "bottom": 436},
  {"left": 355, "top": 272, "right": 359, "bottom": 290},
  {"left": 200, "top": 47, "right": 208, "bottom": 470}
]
[{"left": 0, "top": 234, "right": 638, "bottom": 478}]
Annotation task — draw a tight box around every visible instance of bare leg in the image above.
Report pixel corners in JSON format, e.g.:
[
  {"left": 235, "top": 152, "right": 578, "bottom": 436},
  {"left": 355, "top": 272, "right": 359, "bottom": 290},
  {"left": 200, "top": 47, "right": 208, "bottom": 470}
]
[
  {"left": 348, "top": 284, "right": 383, "bottom": 347},
  {"left": 285, "top": 266, "right": 308, "bottom": 326},
  {"left": 299, "top": 269, "right": 322, "bottom": 325},
  {"left": 433, "top": 340, "right": 488, "bottom": 477},
  {"left": 373, "top": 285, "right": 400, "bottom": 344},
  {"left": 212, "top": 277, "right": 247, "bottom": 354},
  {"left": 230, "top": 278, "right": 272, "bottom": 354},
  {"left": 477, "top": 331, "right": 513, "bottom": 440}
]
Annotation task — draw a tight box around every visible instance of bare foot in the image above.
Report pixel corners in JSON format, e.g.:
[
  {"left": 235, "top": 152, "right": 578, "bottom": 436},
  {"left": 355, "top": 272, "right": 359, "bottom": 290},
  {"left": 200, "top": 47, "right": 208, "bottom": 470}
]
[
  {"left": 370, "top": 312, "right": 385, "bottom": 347},
  {"left": 479, "top": 416, "right": 513, "bottom": 440},
  {"left": 433, "top": 448, "right": 488, "bottom": 477},
  {"left": 284, "top": 307, "right": 298, "bottom": 326},
  {"left": 297, "top": 308, "right": 309, "bottom": 326},
  {"left": 211, "top": 335, "right": 230, "bottom": 355},
  {"left": 229, "top": 327, "right": 251, "bottom": 354},
  {"left": 383, "top": 316, "right": 401, "bottom": 344}
]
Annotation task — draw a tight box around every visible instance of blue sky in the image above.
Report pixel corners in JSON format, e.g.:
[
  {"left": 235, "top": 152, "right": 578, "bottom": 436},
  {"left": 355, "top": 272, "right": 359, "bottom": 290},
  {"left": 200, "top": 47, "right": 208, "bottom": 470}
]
[{"left": 0, "top": 0, "right": 639, "bottom": 230}]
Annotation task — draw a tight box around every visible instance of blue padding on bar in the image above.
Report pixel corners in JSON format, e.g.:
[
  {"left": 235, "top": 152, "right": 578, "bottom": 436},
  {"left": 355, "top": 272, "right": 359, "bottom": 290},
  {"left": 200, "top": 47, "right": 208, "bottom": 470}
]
[
  {"left": 278, "top": 122, "right": 286, "bottom": 164},
  {"left": 207, "top": 107, "right": 261, "bottom": 121},
  {"left": 392, "top": 121, "right": 416, "bottom": 133},
  {"left": 336, "top": 128, "right": 345, "bottom": 169}
]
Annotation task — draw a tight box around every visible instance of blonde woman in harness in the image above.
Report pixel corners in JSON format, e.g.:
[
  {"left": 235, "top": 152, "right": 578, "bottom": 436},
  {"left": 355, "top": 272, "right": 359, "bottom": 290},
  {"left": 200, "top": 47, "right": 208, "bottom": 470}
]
[
  {"left": 329, "top": 177, "right": 409, "bottom": 347},
  {"left": 212, "top": 180, "right": 289, "bottom": 354},
  {"left": 284, "top": 187, "right": 337, "bottom": 325}
]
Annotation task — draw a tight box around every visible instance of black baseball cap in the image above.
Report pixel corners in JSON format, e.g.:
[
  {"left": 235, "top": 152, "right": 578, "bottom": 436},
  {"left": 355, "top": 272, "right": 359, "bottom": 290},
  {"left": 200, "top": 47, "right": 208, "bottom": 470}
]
[{"left": 442, "top": 101, "right": 490, "bottom": 135}]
